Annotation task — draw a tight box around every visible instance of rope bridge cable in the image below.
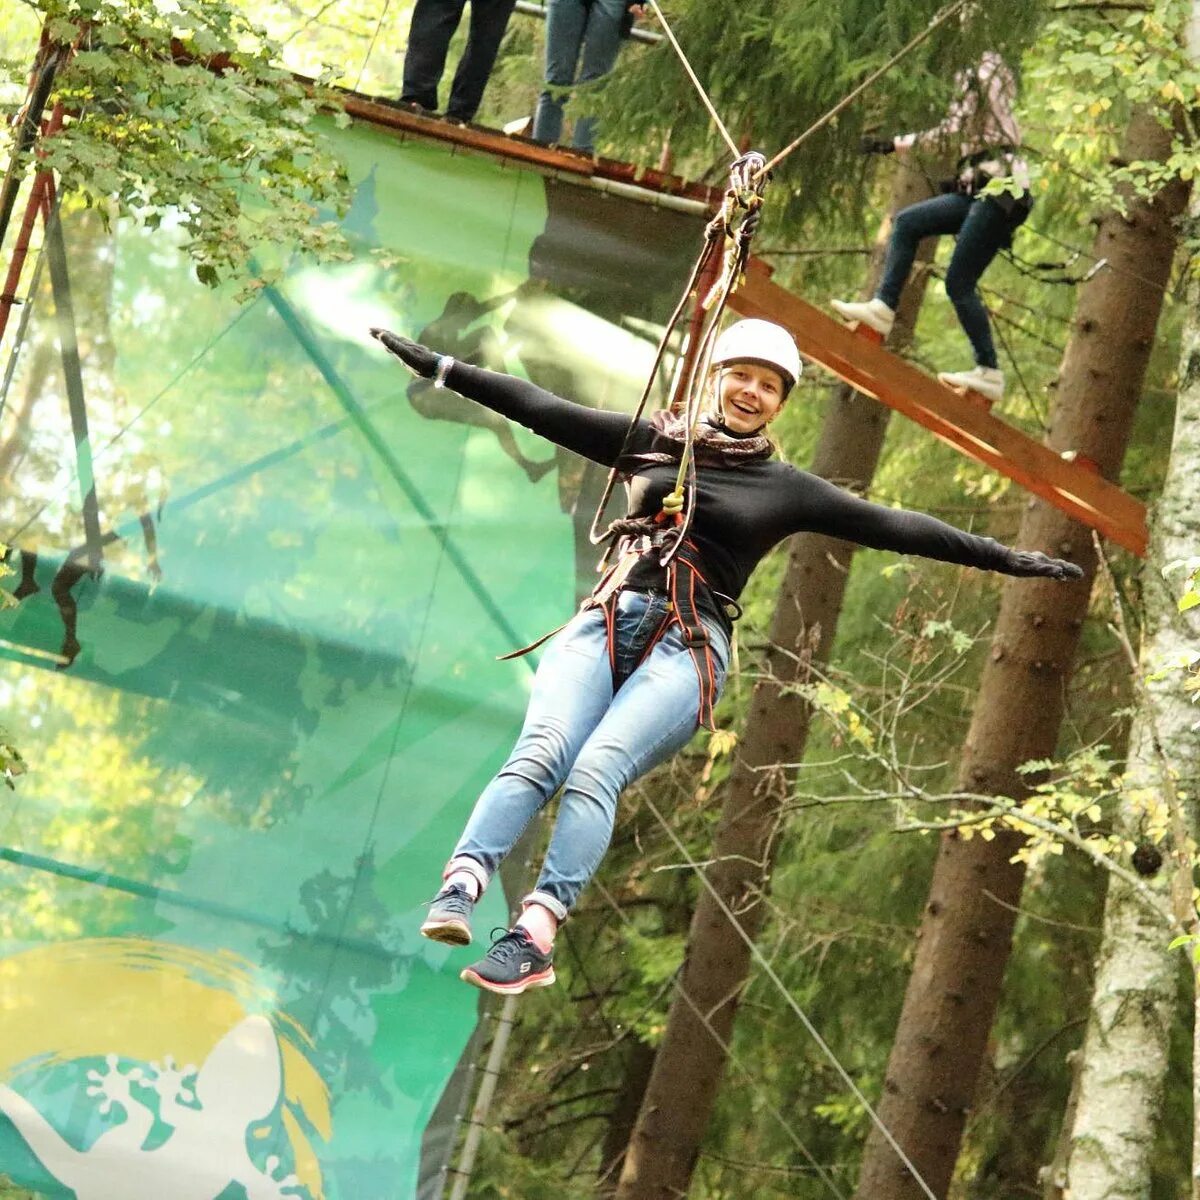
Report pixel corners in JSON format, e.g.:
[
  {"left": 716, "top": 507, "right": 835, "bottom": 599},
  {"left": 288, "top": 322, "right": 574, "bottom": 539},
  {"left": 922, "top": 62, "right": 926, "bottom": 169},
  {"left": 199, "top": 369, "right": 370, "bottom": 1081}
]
[
  {"left": 759, "top": 0, "right": 973, "bottom": 177},
  {"left": 639, "top": 793, "right": 943, "bottom": 1200},
  {"left": 643, "top": 0, "right": 976, "bottom": 182},
  {"left": 591, "top": 876, "right": 850, "bottom": 1199}
]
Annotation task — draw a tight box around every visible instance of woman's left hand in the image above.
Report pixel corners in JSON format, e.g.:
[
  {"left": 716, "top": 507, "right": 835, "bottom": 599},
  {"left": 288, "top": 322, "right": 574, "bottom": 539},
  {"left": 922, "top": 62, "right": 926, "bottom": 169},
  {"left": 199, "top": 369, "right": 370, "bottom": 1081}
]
[
  {"left": 629, "top": 3, "right": 646, "bottom": 18},
  {"left": 1007, "top": 550, "right": 1084, "bottom": 581}
]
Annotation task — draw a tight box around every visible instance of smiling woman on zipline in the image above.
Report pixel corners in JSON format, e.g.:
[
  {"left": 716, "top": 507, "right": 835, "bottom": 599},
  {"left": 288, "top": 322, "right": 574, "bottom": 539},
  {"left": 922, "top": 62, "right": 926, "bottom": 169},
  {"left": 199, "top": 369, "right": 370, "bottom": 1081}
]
[{"left": 369, "top": 317, "right": 1081, "bottom": 996}]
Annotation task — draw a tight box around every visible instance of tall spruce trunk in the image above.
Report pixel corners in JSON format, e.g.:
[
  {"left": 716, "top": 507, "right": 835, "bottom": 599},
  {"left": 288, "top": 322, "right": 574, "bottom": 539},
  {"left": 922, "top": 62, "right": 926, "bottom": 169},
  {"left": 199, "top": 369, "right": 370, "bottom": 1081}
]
[
  {"left": 1064, "top": 144, "right": 1200, "bottom": 1200},
  {"left": 614, "top": 160, "right": 942, "bottom": 1200},
  {"left": 851, "top": 106, "right": 1188, "bottom": 1200}
]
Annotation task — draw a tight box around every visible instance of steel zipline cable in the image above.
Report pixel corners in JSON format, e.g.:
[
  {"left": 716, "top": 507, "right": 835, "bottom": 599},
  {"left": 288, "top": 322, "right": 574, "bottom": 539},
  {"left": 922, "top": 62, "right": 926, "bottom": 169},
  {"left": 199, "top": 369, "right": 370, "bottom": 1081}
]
[{"left": 645, "top": 0, "right": 974, "bottom": 177}]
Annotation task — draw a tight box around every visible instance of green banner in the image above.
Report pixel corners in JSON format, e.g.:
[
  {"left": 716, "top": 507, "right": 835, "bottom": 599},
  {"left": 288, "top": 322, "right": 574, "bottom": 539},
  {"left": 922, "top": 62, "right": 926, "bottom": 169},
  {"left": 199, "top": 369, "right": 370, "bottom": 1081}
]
[{"left": 0, "top": 118, "right": 701, "bottom": 1198}]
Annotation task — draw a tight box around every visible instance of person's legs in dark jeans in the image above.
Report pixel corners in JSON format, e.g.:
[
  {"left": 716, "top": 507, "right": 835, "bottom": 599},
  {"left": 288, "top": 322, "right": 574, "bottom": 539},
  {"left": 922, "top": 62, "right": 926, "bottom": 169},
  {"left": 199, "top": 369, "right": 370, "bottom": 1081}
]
[
  {"left": 446, "top": 0, "right": 519, "bottom": 120},
  {"left": 401, "top": 0, "right": 469, "bottom": 111},
  {"left": 942, "top": 197, "right": 1019, "bottom": 368},
  {"left": 875, "top": 192, "right": 971, "bottom": 310}
]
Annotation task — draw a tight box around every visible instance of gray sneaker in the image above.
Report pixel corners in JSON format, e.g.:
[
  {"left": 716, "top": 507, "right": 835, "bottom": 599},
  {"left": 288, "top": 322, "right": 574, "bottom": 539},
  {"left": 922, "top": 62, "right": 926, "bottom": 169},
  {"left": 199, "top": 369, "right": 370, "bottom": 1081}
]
[
  {"left": 460, "top": 927, "right": 556, "bottom": 995},
  {"left": 420, "top": 883, "right": 475, "bottom": 946}
]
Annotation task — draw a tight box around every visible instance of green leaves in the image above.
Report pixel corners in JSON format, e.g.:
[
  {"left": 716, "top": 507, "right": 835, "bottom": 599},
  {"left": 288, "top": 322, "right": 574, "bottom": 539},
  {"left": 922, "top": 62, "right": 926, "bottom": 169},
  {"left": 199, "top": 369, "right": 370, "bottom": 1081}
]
[
  {"left": 1027, "top": 0, "right": 1200, "bottom": 225},
  {"left": 18, "top": 0, "right": 353, "bottom": 291},
  {"left": 0, "top": 733, "right": 26, "bottom": 790}
]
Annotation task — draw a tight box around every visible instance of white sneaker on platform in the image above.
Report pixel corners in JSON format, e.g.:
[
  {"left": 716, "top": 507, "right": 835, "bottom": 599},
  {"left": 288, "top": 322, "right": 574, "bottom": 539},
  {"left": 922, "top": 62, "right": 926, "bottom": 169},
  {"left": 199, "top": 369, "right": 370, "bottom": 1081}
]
[
  {"left": 937, "top": 365, "right": 1005, "bottom": 403},
  {"left": 830, "top": 297, "right": 895, "bottom": 336}
]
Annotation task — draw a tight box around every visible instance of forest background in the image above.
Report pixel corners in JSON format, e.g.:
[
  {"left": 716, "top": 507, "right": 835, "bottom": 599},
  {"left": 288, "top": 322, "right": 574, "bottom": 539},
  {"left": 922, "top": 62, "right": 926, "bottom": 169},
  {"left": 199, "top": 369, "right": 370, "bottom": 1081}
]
[{"left": 1, "top": 0, "right": 1199, "bottom": 1198}]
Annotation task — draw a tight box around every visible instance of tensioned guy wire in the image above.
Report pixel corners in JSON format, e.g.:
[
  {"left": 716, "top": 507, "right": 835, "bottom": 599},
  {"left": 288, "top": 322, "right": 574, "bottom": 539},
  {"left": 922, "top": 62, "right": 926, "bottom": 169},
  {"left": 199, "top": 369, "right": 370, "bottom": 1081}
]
[
  {"left": 759, "top": 0, "right": 973, "bottom": 176},
  {"left": 642, "top": 794, "right": 942, "bottom": 1200}
]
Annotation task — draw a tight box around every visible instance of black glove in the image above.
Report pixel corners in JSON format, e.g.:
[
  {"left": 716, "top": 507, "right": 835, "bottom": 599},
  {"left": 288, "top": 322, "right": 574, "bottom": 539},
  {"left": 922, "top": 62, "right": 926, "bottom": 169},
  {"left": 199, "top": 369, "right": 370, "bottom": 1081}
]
[
  {"left": 1006, "top": 550, "right": 1084, "bottom": 581},
  {"left": 859, "top": 136, "right": 896, "bottom": 155},
  {"left": 369, "top": 327, "right": 440, "bottom": 378}
]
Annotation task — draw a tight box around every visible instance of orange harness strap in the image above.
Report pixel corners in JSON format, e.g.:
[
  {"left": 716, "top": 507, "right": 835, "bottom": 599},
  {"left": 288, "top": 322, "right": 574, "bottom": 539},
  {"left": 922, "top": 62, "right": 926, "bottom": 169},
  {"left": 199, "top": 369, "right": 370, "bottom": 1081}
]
[{"left": 501, "top": 523, "right": 722, "bottom": 732}]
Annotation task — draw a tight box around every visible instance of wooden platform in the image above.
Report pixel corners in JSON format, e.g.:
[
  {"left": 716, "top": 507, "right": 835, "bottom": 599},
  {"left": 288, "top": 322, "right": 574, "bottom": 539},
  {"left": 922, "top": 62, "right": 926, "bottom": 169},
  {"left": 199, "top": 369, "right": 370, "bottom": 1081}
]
[
  {"left": 340, "top": 92, "right": 721, "bottom": 211},
  {"left": 731, "top": 260, "right": 1149, "bottom": 557}
]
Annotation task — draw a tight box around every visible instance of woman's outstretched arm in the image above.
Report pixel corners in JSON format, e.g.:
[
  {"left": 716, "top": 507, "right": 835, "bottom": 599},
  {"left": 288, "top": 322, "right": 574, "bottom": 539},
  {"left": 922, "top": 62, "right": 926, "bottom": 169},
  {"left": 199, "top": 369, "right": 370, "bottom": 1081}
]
[
  {"left": 371, "top": 329, "right": 645, "bottom": 467},
  {"left": 787, "top": 468, "right": 1083, "bottom": 579}
]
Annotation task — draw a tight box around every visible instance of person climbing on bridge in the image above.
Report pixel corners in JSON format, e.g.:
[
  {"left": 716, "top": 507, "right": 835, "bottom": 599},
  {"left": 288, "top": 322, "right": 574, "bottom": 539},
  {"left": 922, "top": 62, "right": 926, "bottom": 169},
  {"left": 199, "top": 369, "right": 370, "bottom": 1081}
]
[
  {"left": 832, "top": 49, "right": 1033, "bottom": 405},
  {"left": 369, "top": 316, "right": 1080, "bottom": 996}
]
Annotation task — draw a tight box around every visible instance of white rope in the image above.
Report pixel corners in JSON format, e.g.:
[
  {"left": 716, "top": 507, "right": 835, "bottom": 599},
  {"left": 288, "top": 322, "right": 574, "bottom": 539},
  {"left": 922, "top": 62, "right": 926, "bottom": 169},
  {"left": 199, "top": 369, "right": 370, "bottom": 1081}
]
[
  {"left": 354, "top": 0, "right": 391, "bottom": 92},
  {"left": 592, "top": 877, "right": 848, "bottom": 1198}
]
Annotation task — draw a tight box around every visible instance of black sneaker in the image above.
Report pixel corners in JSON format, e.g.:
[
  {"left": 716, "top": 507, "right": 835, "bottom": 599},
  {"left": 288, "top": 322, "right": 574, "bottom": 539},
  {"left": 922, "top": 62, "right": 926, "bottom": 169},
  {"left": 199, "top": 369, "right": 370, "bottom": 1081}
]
[
  {"left": 420, "top": 884, "right": 475, "bottom": 946},
  {"left": 460, "top": 927, "right": 555, "bottom": 995}
]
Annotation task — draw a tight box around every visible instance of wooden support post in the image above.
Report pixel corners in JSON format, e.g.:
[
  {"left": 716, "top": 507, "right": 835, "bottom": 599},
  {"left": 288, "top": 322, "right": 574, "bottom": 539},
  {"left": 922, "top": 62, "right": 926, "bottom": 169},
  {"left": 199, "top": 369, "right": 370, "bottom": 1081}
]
[{"left": 731, "top": 261, "right": 1148, "bottom": 557}]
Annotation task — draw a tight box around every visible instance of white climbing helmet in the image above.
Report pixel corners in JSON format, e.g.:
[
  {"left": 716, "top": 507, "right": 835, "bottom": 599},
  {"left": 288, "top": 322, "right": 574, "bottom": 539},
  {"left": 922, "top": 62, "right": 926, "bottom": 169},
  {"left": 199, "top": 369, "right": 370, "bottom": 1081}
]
[{"left": 710, "top": 319, "right": 802, "bottom": 393}]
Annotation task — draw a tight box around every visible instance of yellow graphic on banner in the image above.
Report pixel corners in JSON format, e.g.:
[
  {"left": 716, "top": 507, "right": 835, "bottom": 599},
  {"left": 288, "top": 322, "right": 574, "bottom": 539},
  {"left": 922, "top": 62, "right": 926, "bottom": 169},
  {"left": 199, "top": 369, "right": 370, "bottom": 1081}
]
[{"left": 0, "top": 938, "right": 329, "bottom": 1199}]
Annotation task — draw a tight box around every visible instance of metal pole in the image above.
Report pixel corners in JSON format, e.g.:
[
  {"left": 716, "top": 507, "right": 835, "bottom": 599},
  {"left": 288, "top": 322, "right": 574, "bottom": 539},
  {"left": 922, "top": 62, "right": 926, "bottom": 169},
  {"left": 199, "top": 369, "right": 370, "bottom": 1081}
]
[
  {"left": 513, "top": 0, "right": 662, "bottom": 44},
  {"left": 0, "top": 31, "right": 65, "bottom": 259},
  {"left": 446, "top": 994, "right": 519, "bottom": 1200}
]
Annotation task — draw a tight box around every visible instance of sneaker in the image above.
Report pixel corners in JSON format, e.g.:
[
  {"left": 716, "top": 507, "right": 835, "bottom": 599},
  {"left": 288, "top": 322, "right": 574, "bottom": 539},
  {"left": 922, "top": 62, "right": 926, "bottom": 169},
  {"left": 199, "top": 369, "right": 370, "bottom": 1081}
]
[
  {"left": 459, "top": 927, "right": 556, "bottom": 995},
  {"left": 502, "top": 115, "right": 533, "bottom": 137},
  {"left": 938, "top": 365, "right": 1004, "bottom": 403},
  {"left": 420, "top": 883, "right": 476, "bottom": 946},
  {"left": 831, "top": 297, "right": 895, "bottom": 336}
]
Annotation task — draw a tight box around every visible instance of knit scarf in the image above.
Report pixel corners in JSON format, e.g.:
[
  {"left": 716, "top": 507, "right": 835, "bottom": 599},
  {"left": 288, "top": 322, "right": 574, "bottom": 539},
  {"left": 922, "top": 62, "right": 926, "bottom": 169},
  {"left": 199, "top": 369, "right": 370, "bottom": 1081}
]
[{"left": 616, "top": 410, "right": 774, "bottom": 474}]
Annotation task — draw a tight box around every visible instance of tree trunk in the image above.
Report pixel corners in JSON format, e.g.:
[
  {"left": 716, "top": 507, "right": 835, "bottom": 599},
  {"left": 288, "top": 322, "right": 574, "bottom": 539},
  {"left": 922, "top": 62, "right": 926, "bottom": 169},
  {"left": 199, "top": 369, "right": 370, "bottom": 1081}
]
[
  {"left": 852, "top": 105, "right": 1189, "bottom": 1200},
  {"left": 1065, "top": 123, "right": 1200, "bottom": 1200},
  {"left": 599, "top": 1037, "right": 658, "bottom": 1195},
  {"left": 1041, "top": 1047, "right": 1085, "bottom": 1200},
  {"left": 616, "top": 158, "right": 943, "bottom": 1200}
]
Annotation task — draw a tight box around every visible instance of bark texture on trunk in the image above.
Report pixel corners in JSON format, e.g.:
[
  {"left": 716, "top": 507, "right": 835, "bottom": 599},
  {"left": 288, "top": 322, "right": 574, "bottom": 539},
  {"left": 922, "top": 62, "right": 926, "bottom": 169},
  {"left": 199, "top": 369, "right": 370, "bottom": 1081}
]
[
  {"left": 615, "top": 161, "right": 941, "bottom": 1200},
  {"left": 1066, "top": 164, "right": 1200, "bottom": 1200},
  {"left": 852, "top": 105, "right": 1189, "bottom": 1200},
  {"left": 1041, "top": 1046, "right": 1085, "bottom": 1200},
  {"left": 598, "top": 1037, "right": 658, "bottom": 1195}
]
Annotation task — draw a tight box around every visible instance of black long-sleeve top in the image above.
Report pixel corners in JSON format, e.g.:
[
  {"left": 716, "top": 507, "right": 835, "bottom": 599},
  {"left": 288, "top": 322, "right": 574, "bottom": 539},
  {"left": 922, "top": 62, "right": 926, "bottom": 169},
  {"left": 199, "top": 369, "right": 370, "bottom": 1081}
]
[{"left": 445, "top": 361, "right": 1016, "bottom": 629}]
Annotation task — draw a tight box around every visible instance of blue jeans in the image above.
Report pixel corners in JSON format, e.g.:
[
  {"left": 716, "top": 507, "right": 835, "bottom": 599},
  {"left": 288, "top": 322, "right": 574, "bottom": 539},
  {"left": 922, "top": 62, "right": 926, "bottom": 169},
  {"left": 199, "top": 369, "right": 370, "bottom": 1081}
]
[
  {"left": 400, "top": 0, "right": 517, "bottom": 120},
  {"left": 446, "top": 589, "right": 731, "bottom": 919},
  {"left": 531, "top": 0, "right": 626, "bottom": 152},
  {"left": 876, "top": 192, "right": 1020, "bottom": 370}
]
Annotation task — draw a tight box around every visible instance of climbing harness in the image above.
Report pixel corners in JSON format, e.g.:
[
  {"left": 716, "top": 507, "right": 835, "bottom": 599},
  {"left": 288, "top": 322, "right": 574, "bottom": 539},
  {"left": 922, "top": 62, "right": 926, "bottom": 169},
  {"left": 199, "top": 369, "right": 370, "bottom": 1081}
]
[
  {"left": 499, "top": 151, "right": 769, "bottom": 725},
  {"left": 503, "top": 0, "right": 981, "bottom": 747}
]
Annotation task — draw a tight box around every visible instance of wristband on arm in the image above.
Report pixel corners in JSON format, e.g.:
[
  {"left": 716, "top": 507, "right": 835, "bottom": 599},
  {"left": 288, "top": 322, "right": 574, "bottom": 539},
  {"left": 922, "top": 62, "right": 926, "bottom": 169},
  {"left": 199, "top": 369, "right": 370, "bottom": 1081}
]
[{"left": 433, "top": 355, "right": 456, "bottom": 389}]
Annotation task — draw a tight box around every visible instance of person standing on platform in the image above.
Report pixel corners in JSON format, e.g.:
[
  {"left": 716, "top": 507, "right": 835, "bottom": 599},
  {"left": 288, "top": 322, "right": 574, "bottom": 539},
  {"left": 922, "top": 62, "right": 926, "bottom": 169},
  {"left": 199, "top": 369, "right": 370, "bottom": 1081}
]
[
  {"left": 831, "top": 51, "right": 1033, "bottom": 405},
  {"left": 531, "top": 0, "right": 646, "bottom": 154},
  {"left": 399, "top": 0, "right": 518, "bottom": 123}
]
